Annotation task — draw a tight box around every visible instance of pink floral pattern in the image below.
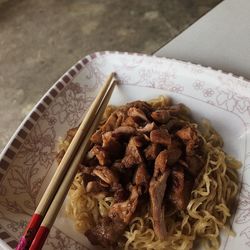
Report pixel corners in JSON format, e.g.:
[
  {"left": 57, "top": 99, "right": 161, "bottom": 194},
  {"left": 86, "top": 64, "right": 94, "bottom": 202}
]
[
  {"left": 0, "top": 52, "right": 250, "bottom": 249},
  {"left": 193, "top": 80, "right": 204, "bottom": 90},
  {"left": 237, "top": 183, "right": 250, "bottom": 248},
  {"left": 192, "top": 78, "right": 250, "bottom": 117},
  {"left": 216, "top": 89, "right": 250, "bottom": 114},
  {"left": 240, "top": 227, "right": 250, "bottom": 247},
  {"left": 203, "top": 88, "right": 215, "bottom": 97},
  {"left": 51, "top": 82, "right": 92, "bottom": 127},
  {"left": 46, "top": 228, "right": 89, "bottom": 250},
  {"left": 236, "top": 183, "right": 250, "bottom": 224}
]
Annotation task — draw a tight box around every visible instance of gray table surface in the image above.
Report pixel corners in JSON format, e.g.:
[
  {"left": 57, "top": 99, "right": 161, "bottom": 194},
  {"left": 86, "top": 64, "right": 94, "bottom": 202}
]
[{"left": 155, "top": 0, "right": 250, "bottom": 80}]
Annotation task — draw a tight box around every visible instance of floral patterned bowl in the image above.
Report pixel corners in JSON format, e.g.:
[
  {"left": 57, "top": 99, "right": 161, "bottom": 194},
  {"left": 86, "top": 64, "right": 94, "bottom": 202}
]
[{"left": 0, "top": 52, "right": 250, "bottom": 249}]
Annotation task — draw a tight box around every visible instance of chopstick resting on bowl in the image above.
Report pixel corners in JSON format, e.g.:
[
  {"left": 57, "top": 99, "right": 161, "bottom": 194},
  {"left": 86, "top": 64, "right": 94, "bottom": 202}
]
[{"left": 16, "top": 73, "right": 118, "bottom": 250}]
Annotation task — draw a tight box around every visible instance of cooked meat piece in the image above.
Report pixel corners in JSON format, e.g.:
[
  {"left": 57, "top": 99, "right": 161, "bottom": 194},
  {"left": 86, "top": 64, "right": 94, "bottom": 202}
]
[
  {"left": 101, "top": 112, "right": 119, "bottom": 132},
  {"left": 167, "top": 147, "right": 182, "bottom": 166},
  {"left": 132, "top": 135, "right": 147, "bottom": 147},
  {"left": 90, "top": 129, "right": 103, "bottom": 144},
  {"left": 143, "top": 133, "right": 151, "bottom": 142},
  {"left": 101, "top": 126, "right": 136, "bottom": 159},
  {"left": 139, "top": 144, "right": 178, "bottom": 181},
  {"left": 92, "top": 166, "right": 119, "bottom": 186},
  {"left": 110, "top": 161, "right": 136, "bottom": 188},
  {"left": 98, "top": 179, "right": 112, "bottom": 188},
  {"left": 112, "top": 125, "right": 136, "bottom": 138},
  {"left": 111, "top": 160, "right": 124, "bottom": 170},
  {"left": 102, "top": 131, "right": 115, "bottom": 147},
  {"left": 109, "top": 186, "right": 139, "bottom": 224},
  {"left": 176, "top": 126, "right": 199, "bottom": 154},
  {"left": 185, "top": 155, "right": 204, "bottom": 177},
  {"left": 127, "top": 107, "right": 149, "bottom": 123},
  {"left": 151, "top": 146, "right": 182, "bottom": 180},
  {"left": 149, "top": 150, "right": 170, "bottom": 240},
  {"left": 79, "top": 166, "right": 96, "bottom": 184},
  {"left": 151, "top": 110, "right": 171, "bottom": 123},
  {"left": 150, "top": 129, "right": 171, "bottom": 147},
  {"left": 85, "top": 216, "right": 126, "bottom": 247},
  {"left": 165, "top": 118, "right": 186, "bottom": 132},
  {"left": 178, "top": 159, "right": 189, "bottom": 168},
  {"left": 128, "top": 100, "right": 153, "bottom": 116},
  {"left": 169, "top": 166, "right": 193, "bottom": 210},
  {"left": 82, "top": 172, "right": 96, "bottom": 185},
  {"left": 84, "top": 156, "right": 99, "bottom": 167},
  {"left": 90, "top": 145, "right": 111, "bottom": 165},
  {"left": 169, "top": 166, "right": 185, "bottom": 209},
  {"left": 102, "top": 132, "right": 123, "bottom": 158},
  {"left": 137, "top": 122, "right": 157, "bottom": 133},
  {"left": 151, "top": 104, "right": 188, "bottom": 124},
  {"left": 134, "top": 164, "right": 150, "bottom": 193},
  {"left": 144, "top": 143, "right": 161, "bottom": 160},
  {"left": 169, "top": 137, "right": 183, "bottom": 149},
  {"left": 122, "top": 137, "right": 144, "bottom": 168},
  {"left": 150, "top": 175, "right": 169, "bottom": 240},
  {"left": 114, "top": 188, "right": 129, "bottom": 203},
  {"left": 86, "top": 181, "right": 106, "bottom": 193},
  {"left": 176, "top": 126, "right": 195, "bottom": 141},
  {"left": 122, "top": 116, "right": 139, "bottom": 128},
  {"left": 116, "top": 110, "right": 128, "bottom": 126},
  {"left": 101, "top": 110, "right": 126, "bottom": 133},
  {"left": 154, "top": 150, "right": 169, "bottom": 174},
  {"left": 80, "top": 165, "right": 95, "bottom": 174}
]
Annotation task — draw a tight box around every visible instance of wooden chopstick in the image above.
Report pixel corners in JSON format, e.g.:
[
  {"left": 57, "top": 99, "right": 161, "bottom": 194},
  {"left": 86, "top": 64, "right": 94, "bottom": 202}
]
[
  {"left": 16, "top": 73, "right": 117, "bottom": 250},
  {"left": 29, "top": 78, "right": 117, "bottom": 250}
]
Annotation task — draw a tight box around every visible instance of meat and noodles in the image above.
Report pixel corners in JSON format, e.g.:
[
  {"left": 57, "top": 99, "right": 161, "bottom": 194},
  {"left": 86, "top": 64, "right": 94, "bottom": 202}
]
[{"left": 58, "top": 96, "right": 240, "bottom": 250}]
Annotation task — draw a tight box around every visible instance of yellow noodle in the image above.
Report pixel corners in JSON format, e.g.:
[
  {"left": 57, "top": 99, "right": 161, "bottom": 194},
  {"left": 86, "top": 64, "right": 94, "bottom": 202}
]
[
  {"left": 147, "top": 95, "right": 171, "bottom": 108},
  {"left": 65, "top": 173, "right": 98, "bottom": 232}
]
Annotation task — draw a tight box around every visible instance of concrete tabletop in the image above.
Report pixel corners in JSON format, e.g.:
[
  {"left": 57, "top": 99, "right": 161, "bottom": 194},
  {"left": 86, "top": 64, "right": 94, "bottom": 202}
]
[{"left": 155, "top": 0, "right": 250, "bottom": 80}]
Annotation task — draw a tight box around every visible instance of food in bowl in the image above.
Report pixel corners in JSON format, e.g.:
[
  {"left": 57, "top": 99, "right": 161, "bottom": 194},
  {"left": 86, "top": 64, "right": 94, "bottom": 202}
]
[{"left": 57, "top": 96, "right": 240, "bottom": 250}]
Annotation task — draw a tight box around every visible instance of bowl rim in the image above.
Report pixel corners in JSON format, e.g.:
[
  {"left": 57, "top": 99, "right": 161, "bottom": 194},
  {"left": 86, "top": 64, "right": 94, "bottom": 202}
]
[{"left": 0, "top": 50, "right": 250, "bottom": 249}]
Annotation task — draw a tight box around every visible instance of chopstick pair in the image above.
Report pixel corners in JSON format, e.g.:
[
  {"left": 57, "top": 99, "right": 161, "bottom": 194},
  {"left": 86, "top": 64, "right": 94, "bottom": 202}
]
[{"left": 16, "top": 73, "right": 118, "bottom": 250}]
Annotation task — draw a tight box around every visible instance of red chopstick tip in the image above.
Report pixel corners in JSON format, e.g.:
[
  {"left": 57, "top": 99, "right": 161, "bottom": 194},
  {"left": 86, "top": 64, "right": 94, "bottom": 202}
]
[
  {"left": 30, "top": 226, "right": 50, "bottom": 250},
  {"left": 16, "top": 213, "right": 43, "bottom": 250},
  {"left": 15, "top": 236, "right": 27, "bottom": 250}
]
